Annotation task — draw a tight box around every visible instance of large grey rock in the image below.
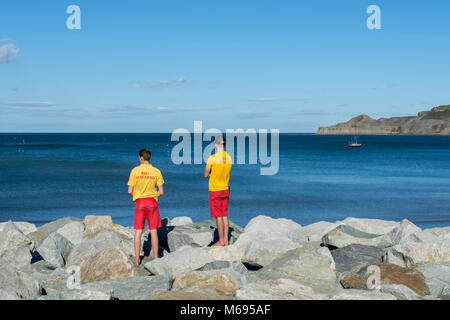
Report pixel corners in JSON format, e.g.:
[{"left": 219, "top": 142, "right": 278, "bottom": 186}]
[
  {"left": 332, "top": 289, "right": 397, "bottom": 300},
  {"left": 40, "top": 288, "right": 111, "bottom": 300},
  {"left": 415, "top": 262, "right": 450, "bottom": 298},
  {"left": 171, "top": 268, "right": 245, "bottom": 298},
  {"left": 56, "top": 221, "right": 85, "bottom": 245},
  {"left": 236, "top": 278, "right": 328, "bottom": 300},
  {"left": 287, "top": 221, "right": 342, "bottom": 243},
  {"left": 237, "top": 232, "right": 299, "bottom": 268},
  {"left": 144, "top": 246, "right": 215, "bottom": 278},
  {"left": 79, "top": 247, "right": 137, "bottom": 283},
  {"left": 37, "top": 217, "right": 82, "bottom": 237},
  {"left": 81, "top": 275, "right": 172, "bottom": 300},
  {"left": 244, "top": 215, "right": 302, "bottom": 234},
  {"left": 423, "top": 226, "right": 450, "bottom": 240},
  {"left": 0, "top": 221, "right": 34, "bottom": 268},
  {"left": 66, "top": 231, "right": 128, "bottom": 267},
  {"left": 254, "top": 243, "right": 340, "bottom": 296},
  {"left": 198, "top": 260, "right": 248, "bottom": 275},
  {"left": 0, "top": 266, "right": 41, "bottom": 300},
  {"left": 338, "top": 217, "right": 399, "bottom": 235},
  {"left": 18, "top": 260, "right": 70, "bottom": 293},
  {"left": 0, "top": 221, "right": 37, "bottom": 235},
  {"left": 165, "top": 220, "right": 243, "bottom": 252},
  {"left": 322, "top": 225, "right": 393, "bottom": 248},
  {"left": 388, "top": 227, "right": 450, "bottom": 267},
  {"left": 339, "top": 263, "right": 430, "bottom": 296},
  {"left": 331, "top": 244, "right": 385, "bottom": 274},
  {"left": 37, "top": 232, "right": 73, "bottom": 267},
  {"left": 379, "top": 284, "right": 421, "bottom": 300},
  {"left": 167, "top": 224, "right": 214, "bottom": 252},
  {"left": 168, "top": 216, "right": 193, "bottom": 226},
  {"left": 82, "top": 215, "right": 113, "bottom": 240},
  {"left": 388, "top": 219, "right": 422, "bottom": 245}
]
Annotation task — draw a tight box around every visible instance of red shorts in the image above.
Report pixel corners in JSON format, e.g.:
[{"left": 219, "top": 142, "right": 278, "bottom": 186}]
[
  {"left": 134, "top": 197, "right": 161, "bottom": 230},
  {"left": 209, "top": 189, "right": 230, "bottom": 218}
]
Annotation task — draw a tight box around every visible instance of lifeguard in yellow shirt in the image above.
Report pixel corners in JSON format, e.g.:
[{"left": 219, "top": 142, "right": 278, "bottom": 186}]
[
  {"left": 204, "top": 135, "right": 232, "bottom": 246},
  {"left": 128, "top": 149, "right": 164, "bottom": 266}
]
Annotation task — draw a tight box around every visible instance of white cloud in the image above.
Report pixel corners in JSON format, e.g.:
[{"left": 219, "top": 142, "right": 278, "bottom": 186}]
[
  {"left": 0, "top": 41, "right": 19, "bottom": 64},
  {"left": 133, "top": 77, "right": 190, "bottom": 89},
  {"left": 1, "top": 101, "right": 55, "bottom": 107},
  {"left": 248, "top": 97, "right": 309, "bottom": 102}
]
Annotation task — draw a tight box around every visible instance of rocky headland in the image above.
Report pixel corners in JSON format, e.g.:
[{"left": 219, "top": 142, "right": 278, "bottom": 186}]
[
  {"left": 0, "top": 215, "right": 449, "bottom": 300},
  {"left": 317, "top": 105, "right": 450, "bottom": 135}
]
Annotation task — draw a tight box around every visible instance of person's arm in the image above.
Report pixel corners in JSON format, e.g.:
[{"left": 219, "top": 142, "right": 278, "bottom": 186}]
[
  {"left": 156, "top": 184, "right": 164, "bottom": 197},
  {"left": 128, "top": 186, "right": 134, "bottom": 198},
  {"left": 204, "top": 166, "right": 211, "bottom": 178}
]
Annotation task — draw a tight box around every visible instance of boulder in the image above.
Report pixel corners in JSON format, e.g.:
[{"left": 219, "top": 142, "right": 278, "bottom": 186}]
[
  {"left": 339, "top": 263, "right": 430, "bottom": 296},
  {"left": 238, "top": 232, "right": 299, "bottom": 268},
  {"left": 165, "top": 220, "right": 243, "bottom": 252},
  {"left": 379, "top": 284, "right": 421, "bottom": 300},
  {"left": 0, "top": 221, "right": 34, "bottom": 268},
  {"left": 83, "top": 215, "right": 113, "bottom": 240},
  {"left": 79, "top": 247, "right": 137, "bottom": 283},
  {"left": 287, "top": 221, "right": 342, "bottom": 243},
  {"left": 18, "top": 260, "right": 70, "bottom": 293},
  {"left": 40, "top": 288, "right": 111, "bottom": 300},
  {"left": 388, "top": 219, "right": 422, "bottom": 245},
  {"left": 338, "top": 217, "right": 399, "bottom": 235},
  {"left": 144, "top": 246, "right": 215, "bottom": 278},
  {"left": 423, "top": 226, "right": 450, "bottom": 240},
  {"left": 37, "top": 217, "right": 82, "bottom": 237},
  {"left": 56, "top": 221, "right": 85, "bottom": 245},
  {"left": 168, "top": 216, "right": 193, "bottom": 226},
  {"left": 236, "top": 278, "right": 328, "bottom": 300},
  {"left": 414, "top": 262, "right": 450, "bottom": 298},
  {"left": 171, "top": 268, "right": 245, "bottom": 297},
  {"left": 254, "top": 243, "right": 341, "bottom": 296},
  {"left": 0, "top": 221, "right": 37, "bottom": 235},
  {"left": 153, "top": 290, "right": 233, "bottom": 300},
  {"left": 388, "top": 229, "right": 450, "bottom": 267},
  {"left": 244, "top": 215, "right": 302, "bottom": 234},
  {"left": 205, "top": 245, "right": 242, "bottom": 263},
  {"left": 26, "top": 231, "right": 48, "bottom": 248},
  {"left": 321, "top": 225, "right": 393, "bottom": 248},
  {"left": 330, "top": 244, "right": 385, "bottom": 274},
  {"left": 0, "top": 266, "right": 41, "bottom": 300},
  {"left": 37, "top": 232, "right": 73, "bottom": 267},
  {"left": 66, "top": 232, "right": 128, "bottom": 267},
  {"left": 167, "top": 224, "right": 214, "bottom": 252},
  {"left": 81, "top": 275, "right": 172, "bottom": 300},
  {"left": 197, "top": 260, "right": 248, "bottom": 275},
  {"left": 331, "top": 289, "right": 397, "bottom": 300}
]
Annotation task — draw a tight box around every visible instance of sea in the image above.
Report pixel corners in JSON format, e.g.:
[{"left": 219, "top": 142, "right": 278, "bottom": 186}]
[{"left": 1, "top": 133, "right": 449, "bottom": 229}]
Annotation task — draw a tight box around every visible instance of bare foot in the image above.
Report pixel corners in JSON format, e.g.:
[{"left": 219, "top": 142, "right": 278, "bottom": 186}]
[
  {"left": 134, "top": 257, "right": 140, "bottom": 267},
  {"left": 212, "top": 240, "right": 225, "bottom": 247}
]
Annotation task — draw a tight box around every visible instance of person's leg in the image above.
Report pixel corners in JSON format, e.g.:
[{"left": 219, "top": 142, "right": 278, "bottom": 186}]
[
  {"left": 134, "top": 229, "right": 143, "bottom": 266},
  {"left": 222, "top": 216, "right": 229, "bottom": 246},
  {"left": 212, "top": 217, "right": 225, "bottom": 246},
  {"left": 133, "top": 199, "right": 146, "bottom": 267},
  {"left": 149, "top": 229, "right": 159, "bottom": 259}
]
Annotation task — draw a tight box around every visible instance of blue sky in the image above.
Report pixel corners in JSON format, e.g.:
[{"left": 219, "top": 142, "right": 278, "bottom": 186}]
[{"left": 1, "top": 0, "right": 450, "bottom": 132}]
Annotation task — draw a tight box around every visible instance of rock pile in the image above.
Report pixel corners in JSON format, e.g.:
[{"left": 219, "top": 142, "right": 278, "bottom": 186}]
[{"left": 0, "top": 215, "right": 448, "bottom": 300}]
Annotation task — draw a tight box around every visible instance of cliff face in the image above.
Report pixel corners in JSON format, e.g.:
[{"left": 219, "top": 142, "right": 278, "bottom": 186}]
[{"left": 317, "top": 105, "right": 450, "bottom": 135}]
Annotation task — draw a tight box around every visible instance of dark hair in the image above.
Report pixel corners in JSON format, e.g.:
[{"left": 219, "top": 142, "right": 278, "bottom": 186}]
[{"left": 139, "top": 149, "right": 151, "bottom": 161}]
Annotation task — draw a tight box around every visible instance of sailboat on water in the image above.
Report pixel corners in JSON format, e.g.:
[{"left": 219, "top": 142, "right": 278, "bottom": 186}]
[{"left": 348, "top": 125, "right": 362, "bottom": 147}]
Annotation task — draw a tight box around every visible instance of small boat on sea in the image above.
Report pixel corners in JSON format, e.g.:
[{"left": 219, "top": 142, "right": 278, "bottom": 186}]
[{"left": 348, "top": 126, "right": 362, "bottom": 147}]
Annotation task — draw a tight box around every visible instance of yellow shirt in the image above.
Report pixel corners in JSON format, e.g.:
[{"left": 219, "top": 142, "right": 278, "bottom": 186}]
[
  {"left": 128, "top": 164, "right": 164, "bottom": 202},
  {"left": 206, "top": 151, "right": 232, "bottom": 192}
]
